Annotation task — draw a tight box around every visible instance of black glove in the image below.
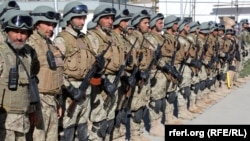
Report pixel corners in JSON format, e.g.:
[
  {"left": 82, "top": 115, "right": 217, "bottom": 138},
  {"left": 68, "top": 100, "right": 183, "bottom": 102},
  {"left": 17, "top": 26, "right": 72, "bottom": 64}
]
[
  {"left": 196, "top": 60, "right": 202, "bottom": 69},
  {"left": 138, "top": 52, "right": 143, "bottom": 62},
  {"left": 161, "top": 63, "right": 174, "bottom": 74},
  {"left": 154, "top": 48, "right": 162, "bottom": 60},
  {"left": 138, "top": 70, "right": 149, "bottom": 81},
  {"left": 102, "top": 77, "right": 116, "bottom": 96},
  {"left": 189, "top": 59, "right": 199, "bottom": 67},
  {"left": 96, "top": 55, "right": 105, "bottom": 71},
  {"left": 172, "top": 67, "right": 183, "bottom": 82},
  {"left": 66, "top": 84, "right": 85, "bottom": 101},
  {"left": 125, "top": 54, "right": 133, "bottom": 66}
]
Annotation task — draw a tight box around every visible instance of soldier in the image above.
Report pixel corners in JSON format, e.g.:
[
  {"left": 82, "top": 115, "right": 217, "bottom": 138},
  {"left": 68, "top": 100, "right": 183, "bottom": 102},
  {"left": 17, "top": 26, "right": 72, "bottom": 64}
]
[
  {"left": 0, "top": 0, "right": 20, "bottom": 43},
  {"left": 240, "top": 19, "right": 250, "bottom": 62},
  {"left": 144, "top": 12, "right": 165, "bottom": 137},
  {"left": 86, "top": 5, "right": 123, "bottom": 141},
  {"left": 27, "top": 6, "right": 64, "bottom": 141},
  {"left": 110, "top": 9, "right": 134, "bottom": 141},
  {"left": 186, "top": 21, "right": 203, "bottom": 114},
  {"left": 54, "top": 2, "right": 100, "bottom": 141},
  {"left": 0, "top": 10, "right": 39, "bottom": 141},
  {"left": 126, "top": 9, "right": 153, "bottom": 141},
  {"left": 195, "top": 22, "right": 214, "bottom": 109},
  {"left": 162, "top": 15, "right": 184, "bottom": 124},
  {"left": 176, "top": 19, "right": 198, "bottom": 120}
]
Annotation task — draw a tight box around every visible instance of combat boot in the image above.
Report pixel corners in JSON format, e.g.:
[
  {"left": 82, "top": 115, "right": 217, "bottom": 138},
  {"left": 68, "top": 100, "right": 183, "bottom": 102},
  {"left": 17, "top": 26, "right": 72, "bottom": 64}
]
[
  {"left": 149, "top": 118, "right": 165, "bottom": 137},
  {"left": 177, "top": 106, "right": 195, "bottom": 120},
  {"left": 203, "top": 94, "right": 214, "bottom": 105}
]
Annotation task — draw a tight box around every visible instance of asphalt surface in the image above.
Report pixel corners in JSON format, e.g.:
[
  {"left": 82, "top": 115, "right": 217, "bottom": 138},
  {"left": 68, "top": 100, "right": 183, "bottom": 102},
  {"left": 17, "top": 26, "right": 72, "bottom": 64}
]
[{"left": 141, "top": 78, "right": 250, "bottom": 141}]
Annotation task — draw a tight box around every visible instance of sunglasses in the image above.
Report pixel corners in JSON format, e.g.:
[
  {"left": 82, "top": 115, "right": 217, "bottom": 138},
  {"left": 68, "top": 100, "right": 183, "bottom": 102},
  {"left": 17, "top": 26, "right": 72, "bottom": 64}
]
[
  {"left": 115, "top": 9, "right": 130, "bottom": 21},
  {"left": 0, "top": 1, "right": 20, "bottom": 17},
  {"left": 4, "top": 15, "right": 33, "bottom": 29},
  {"left": 63, "top": 5, "right": 88, "bottom": 18},
  {"left": 31, "top": 11, "right": 61, "bottom": 20}
]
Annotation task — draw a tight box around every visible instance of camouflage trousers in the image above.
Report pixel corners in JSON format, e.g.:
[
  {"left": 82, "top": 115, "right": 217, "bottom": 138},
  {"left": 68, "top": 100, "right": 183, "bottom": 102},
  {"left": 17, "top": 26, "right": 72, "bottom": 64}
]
[
  {"left": 0, "top": 113, "right": 30, "bottom": 141},
  {"left": 31, "top": 94, "right": 58, "bottom": 141},
  {"left": 196, "top": 65, "right": 208, "bottom": 100},
  {"left": 148, "top": 70, "right": 168, "bottom": 121},
  {"left": 177, "top": 65, "right": 192, "bottom": 107},
  {"left": 60, "top": 81, "right": 91, "bottom": 141},
  {"left": 89, "top": 75, "right": 119, "bottom": 141}
]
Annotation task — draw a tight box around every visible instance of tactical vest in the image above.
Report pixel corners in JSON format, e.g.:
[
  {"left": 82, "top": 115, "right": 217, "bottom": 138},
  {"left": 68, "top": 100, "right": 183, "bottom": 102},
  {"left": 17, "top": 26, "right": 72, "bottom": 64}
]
[
  {"left": 57, "top": 31, "right": 95, "bottom": 80},
  {"left": 91, "top": 29, "right": 123, "bottom": 74},
  {"left": 29, "top": 33, "right": 63, "bottom": 94},
  {"left": 0, "top": 44, "right": 30, "bottom": 113},
  {"left": 128, "top": 31, "right": 153, "bottom": 70}
]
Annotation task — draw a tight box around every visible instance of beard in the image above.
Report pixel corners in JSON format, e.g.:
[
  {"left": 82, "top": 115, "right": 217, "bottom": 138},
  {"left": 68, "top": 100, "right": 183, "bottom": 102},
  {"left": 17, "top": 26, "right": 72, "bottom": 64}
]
[{"left": 6, "top": 38, "right": 25, "bottom": 50}]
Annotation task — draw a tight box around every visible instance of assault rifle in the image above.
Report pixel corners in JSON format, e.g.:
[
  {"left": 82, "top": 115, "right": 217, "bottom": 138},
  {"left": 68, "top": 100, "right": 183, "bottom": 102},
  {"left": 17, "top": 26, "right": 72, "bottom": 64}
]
[
  {"left": 199, "top": 34, "right": 210, "bottom": 65},
  {"left": 66, "top": 42, "right": 112, "bottom": 117},
  {"left": 137, "top": 38, "right": 166, "bottom": 93},
  {"left": 103, "top": 38, "right": 138, "bottom": 110}
]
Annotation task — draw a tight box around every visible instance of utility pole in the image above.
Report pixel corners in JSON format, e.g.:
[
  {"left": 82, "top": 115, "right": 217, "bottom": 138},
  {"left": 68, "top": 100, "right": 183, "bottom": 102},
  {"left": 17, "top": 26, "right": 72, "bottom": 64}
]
[
  {"left": 180, "top": 0, "right": 183, "bottom": 18},
  {"left": 54, "top": 0, "right": 59, "bottom": 37},
  {"left": 235, "top": 0, "right": 239, "bottom": 22}
]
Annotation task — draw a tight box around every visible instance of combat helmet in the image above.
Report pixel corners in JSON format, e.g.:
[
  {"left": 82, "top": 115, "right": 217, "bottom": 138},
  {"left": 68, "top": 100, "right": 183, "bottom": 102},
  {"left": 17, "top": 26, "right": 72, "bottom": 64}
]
[
  {"left": 189, "top": 21, "right": 200, "bottom": 32},
  {"left": 0, "top": 0, "right": 20, "bottom": 22},
  {"left": 2, "top": 9, "right": 33, "bottom": 34},
  {"left": 87, "top": 21, "right": 97, "bottom": 30},
  {"left": 63, "top": 1, "right": 88, "bottom": 23},
  {"left": 92, "top": 5, "right": 116, "bottom": 22},
  {"left": 164, "top": 15, "right": 180, "bottom": 29},
  {"left": 30, "top": 6, "right": 60, "bottom": 25},
  {"left": 113, "top": 9, "right": 131, "bottom": 26},
  {"left": 131, "top": 9, "right": 150, "bottom": 27},
  {"left": 150, "top": 13, "right": 164, "bottom": 28},
  {"left": 199, "top": 22, "right": 210, "bottom": 34},
  {"left": 178, "top": 18, "right": 189, "bottom": 32}
]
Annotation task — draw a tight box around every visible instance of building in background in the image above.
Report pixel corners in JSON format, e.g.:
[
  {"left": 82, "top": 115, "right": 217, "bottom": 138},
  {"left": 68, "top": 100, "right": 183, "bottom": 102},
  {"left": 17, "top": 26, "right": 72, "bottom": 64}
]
[{"left": 1, "top": 0, "right": 250, "bottom": 33}]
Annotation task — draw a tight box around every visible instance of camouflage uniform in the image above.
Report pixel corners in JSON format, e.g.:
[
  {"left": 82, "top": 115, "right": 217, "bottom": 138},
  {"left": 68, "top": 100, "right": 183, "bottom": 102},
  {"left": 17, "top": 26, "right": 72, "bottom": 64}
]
[
  {"left": 54, "top": 2, "right": 94, "bottom": 141},
  {"left": 126, "top": 10, "right": 153, "bottom": 141},
  {"left": 240, "top": 19, "right": 250, "bottom": 62},
  {"left": 27, "top": 6, "right": 63, "bottom": 141},
  {"left": 145, "top": 12, "right": 165, "bottom": 137},
  {"left": 86, "top": 5, "right": 123, "bottom": 141},
  {"left": 110, "top": 9, "right": 134, "bottom": 141},
  {"left": 0, "top": 10, "right": 39, "bottom": 141}
]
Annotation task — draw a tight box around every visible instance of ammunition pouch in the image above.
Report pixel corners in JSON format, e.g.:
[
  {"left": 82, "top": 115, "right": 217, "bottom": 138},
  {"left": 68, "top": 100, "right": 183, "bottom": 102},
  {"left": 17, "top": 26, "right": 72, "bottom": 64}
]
[
  {"left": 92, "top": 120, "right": 108, "bottom": 138},
  {"left": 166, "top": 91, "right": 177, "bottom": 104},
  {"left": 149, "top": 98, "right": 166, "bottom": 114},
  {"left": 179, "top": 86, "right": 191, "bottom": 99}
]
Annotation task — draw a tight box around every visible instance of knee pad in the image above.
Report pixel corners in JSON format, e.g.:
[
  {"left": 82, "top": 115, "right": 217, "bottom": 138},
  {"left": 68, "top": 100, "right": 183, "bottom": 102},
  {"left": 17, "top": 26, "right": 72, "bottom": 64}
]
[
  {"left": 77, "top": 123, "right": 88, "bottom": 141},
  {"left": 191, "top": 83, "right": 200, "bottom": 94},
  {"left": 200, "top": 80, "right": 206, "bottom": 91},
  {"left": 166, "top": 91, "right": 177, "bottom": 104},
  {"left": 133, "top": 107, "right": 146, "bottom": 123},
  {"left": 92, "top": 120, "right": 108, "bottom": 138},
  {"left": 179, "top": 86, "right": 191, "bottom": 99}
]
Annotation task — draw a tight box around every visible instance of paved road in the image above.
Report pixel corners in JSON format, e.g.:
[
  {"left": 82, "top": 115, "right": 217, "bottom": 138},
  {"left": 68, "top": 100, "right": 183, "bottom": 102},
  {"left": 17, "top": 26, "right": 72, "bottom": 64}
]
[{"left": 143, "top": 79, "right": 250, "bottom": 141}]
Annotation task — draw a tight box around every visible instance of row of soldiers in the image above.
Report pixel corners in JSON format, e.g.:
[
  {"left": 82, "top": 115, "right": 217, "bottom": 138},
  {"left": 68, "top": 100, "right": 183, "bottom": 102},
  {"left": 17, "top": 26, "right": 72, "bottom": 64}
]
[{"left": 0, "top": 0, "right": 248, "bottom": 141}]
